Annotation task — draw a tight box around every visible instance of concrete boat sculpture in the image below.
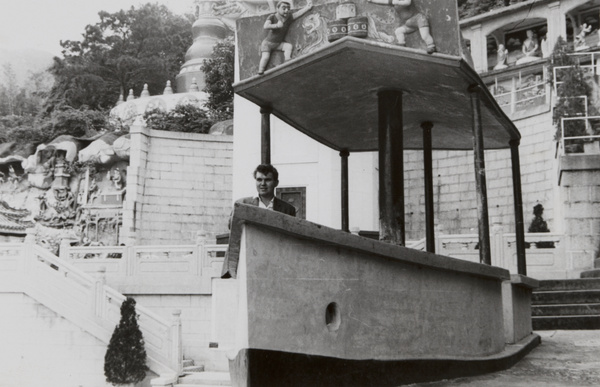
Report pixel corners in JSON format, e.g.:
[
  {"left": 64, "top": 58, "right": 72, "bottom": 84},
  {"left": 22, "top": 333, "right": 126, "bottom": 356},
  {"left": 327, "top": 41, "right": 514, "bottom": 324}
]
[
  {"left": 226, "top": 1, "right": 540, "bottom": 385},
  {"left": 223, "top": 205, "right": 539, "bottom": 386}
]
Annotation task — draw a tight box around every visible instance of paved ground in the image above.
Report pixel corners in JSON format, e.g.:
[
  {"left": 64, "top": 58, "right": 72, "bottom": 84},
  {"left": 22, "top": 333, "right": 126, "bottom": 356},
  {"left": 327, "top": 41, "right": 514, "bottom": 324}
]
[{"left": 413, "top": 330, "right": 600, "bottom": 386}]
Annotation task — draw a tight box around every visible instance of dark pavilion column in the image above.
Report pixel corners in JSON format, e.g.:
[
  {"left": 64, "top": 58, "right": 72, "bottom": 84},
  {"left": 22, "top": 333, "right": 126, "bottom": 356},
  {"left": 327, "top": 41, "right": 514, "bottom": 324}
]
[
  {"left": 260, "top": 106, "right": 272, "bottom": 164},
  {"left": 510, "top": 139, "right": 527, "bottom": 275},
  {"left": 422, "top": 121, "right": 435, "bottom": 253},
  {"left": 469, "top": 85, "right": 491, "bottom": 265},
  {"left": 340, "top": 150, "right": 350, "bottom": 232},
  {"left": 378, "top": 90, "right": 405, "bottom": 245}
]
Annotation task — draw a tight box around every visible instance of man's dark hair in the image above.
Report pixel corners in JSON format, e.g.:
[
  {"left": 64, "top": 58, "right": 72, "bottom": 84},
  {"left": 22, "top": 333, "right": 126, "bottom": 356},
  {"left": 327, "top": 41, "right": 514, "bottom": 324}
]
[{"left": 253, "top": 164, "right": 279, "bottom": 181}]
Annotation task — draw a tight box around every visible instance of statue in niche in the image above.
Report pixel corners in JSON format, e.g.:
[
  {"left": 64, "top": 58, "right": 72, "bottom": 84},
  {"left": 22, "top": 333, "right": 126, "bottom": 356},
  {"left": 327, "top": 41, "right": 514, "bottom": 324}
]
[
  {"left": 53, "top": 186, "right": 75, "bottom": 215},
  {"left": 257, "top": 0, "right": 313, "bottom": 75},
  {"left": 516, "top": 29, "right": 539, "bottom": 64},
  {"left": 8, "top": 165, "right": 20, "bottom": 185},
  {"left": 528, "top": 203, "right": 549, "bottom": 233},
  {"left": 528, "top": 203, "right": 554, "bottom": 248},
  {"left": 575, "top": 23, "right": 592, "bottom": 50},
  {"left": 109, "top": 168, "right": 124, "bottom": 190},
  {"left": 367, "top": 0, "right": 436, "bottom": 54},
  {"left": 494, "top": 44, "right": 509, "bottom": 70},
  {"left": 35, "top": 185, "right": 77, "bottom": 227}
]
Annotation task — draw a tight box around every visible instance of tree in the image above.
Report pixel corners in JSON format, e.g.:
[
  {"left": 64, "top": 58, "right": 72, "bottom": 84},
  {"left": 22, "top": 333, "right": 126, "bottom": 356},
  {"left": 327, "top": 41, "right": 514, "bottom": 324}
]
[
  {"left": 104, "top": 297, "right": 149, "bottom": 385},
  {"left": 201, "top": 37, "right": 235, "bottom": 121},
  {"left": 0, "top": 64, "right": 19, "bottom": 115},
  {"left": 143, "top": 104, "right": 213, "bottom": 133},
  {"left": 548, "top": 36, "right": 592, "bottom": 141},
  {"left": 46, "top": 3, "right": 194, "bottom": 111},
  {"left": 458, "top": 0, "right": 527, "bottom": 19}
]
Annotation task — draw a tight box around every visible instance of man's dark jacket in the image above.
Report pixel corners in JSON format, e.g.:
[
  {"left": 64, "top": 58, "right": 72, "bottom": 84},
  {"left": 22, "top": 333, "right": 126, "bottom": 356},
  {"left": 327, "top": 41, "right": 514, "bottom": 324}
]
[
  {"left": 235, "top": 196, "right": 297, "bottom": 216},
  {"left": 222, "top": 196, "right": 296, "bottom": 278}
]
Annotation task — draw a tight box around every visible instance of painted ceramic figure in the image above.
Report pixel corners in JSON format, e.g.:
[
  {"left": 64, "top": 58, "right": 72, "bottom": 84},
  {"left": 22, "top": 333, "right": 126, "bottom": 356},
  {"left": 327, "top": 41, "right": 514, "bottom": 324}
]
[
  {"left": 494, "top": 44, "right": 508, "bottom": 70},
  {"left": 367, "top": 0, "right": 436, "bottom": 54},
  {"left": 575, "top": 23, "right": 592, "bottom": 49},
  {"left": 516, "top": 29, "right": 539, "bottom": 64},
  {"left": 258, "top": 0, "right": 313, "bottom": 75}
]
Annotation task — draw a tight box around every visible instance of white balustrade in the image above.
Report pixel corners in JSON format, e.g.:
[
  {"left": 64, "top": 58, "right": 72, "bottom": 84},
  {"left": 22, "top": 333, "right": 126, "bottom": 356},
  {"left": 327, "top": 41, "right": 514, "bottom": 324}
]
[
  {"left": 59, "top": 243, "right": 228, "bottom": 293},
  {"left": 0, "top": 243, "right": 182, "bottom": 375},
  {"left": 435, "top": 232, "right": 563, "bottom": 277}
]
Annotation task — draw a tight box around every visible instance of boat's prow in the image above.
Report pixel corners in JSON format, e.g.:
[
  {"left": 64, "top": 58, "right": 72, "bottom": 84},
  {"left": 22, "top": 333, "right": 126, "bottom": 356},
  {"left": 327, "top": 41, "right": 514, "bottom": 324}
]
[{"left": 223, "top": 205, "right": 539, "bottom": 386}]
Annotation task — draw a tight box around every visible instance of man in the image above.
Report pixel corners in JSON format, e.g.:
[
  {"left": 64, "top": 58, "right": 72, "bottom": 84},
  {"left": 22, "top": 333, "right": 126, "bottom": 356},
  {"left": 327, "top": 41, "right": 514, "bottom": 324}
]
[
  {"left": 232, "top": 164, "right": 296, "bottom": 219},
  {"left": 222, "top": 164, "right": 296, "bottom": 278}
]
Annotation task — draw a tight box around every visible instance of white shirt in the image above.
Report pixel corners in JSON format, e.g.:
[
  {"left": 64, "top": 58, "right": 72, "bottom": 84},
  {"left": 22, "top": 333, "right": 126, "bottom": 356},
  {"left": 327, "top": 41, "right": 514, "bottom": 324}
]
[{"left": 256, "top": 196, "right": 274, "bottom": 210}]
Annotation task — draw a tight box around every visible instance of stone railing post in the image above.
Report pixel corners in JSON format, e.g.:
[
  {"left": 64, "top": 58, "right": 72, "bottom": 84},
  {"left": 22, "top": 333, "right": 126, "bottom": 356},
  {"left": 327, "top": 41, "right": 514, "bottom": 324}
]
[
  {"left": 24, "top": 227, "right": 36, "bottom": 244},
  {"left": 171, "top": 309, "right": 183, "bottom": 372},
  {"left": 491, "top": 222, "right": 504, "bottom": 268},
  {"left": 197, "top": 229, "right": 209, "bottom": 274},
  {"left": 126, "top": 246, "right": 136, "bottom": 277},
  {"left": 59, "top": 239, "right": 70, "bottom": 260},
  {"left": 93, "top": 266, "right": 106, "bottom": 318}
]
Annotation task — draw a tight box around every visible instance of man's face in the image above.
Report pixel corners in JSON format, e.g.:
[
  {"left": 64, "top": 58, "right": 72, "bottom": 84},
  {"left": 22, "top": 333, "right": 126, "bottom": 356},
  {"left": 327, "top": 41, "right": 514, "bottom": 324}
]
[
  {"left": 278, "top": 4, "right": 291, "bottom": 17},
  {"left": 255, "top": 172, "right": 278, "bottom": 198}
]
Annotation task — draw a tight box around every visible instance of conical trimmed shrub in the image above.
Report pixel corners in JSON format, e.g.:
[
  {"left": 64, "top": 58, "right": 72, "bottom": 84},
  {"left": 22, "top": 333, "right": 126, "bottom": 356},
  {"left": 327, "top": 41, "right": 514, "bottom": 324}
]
[{"left": 104, "top": 297, "right": 149, "bottom": 385}]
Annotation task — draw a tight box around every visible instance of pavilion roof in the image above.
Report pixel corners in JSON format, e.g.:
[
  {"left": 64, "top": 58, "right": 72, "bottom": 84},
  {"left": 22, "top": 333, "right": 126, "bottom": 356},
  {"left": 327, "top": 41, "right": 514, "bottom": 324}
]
[{"left": 234, "top": 37, "right": 520, "bottom": 152}]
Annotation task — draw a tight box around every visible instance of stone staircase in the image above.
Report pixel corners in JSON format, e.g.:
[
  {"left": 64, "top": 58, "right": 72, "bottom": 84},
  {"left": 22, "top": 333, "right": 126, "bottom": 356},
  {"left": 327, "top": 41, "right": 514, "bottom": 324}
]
[
  {"left": 532, "top": 278, "right": 600, "bottom": 330},
  {"left": 176, "top": 359, "right": 231, "bottom": 387}
]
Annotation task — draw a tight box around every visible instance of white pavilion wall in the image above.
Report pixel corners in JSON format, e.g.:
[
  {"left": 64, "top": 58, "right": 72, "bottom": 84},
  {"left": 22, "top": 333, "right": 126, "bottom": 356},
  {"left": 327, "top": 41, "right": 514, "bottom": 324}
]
[{"left": 232, "top": 96, "right": 379, "bottom": 232}]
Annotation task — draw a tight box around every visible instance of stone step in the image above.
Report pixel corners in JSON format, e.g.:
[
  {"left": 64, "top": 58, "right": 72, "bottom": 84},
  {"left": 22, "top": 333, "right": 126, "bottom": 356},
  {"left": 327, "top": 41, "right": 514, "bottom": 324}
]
[
  {"left": 175, "top": 385, "right": 229, "bottom": 387},
  {"left": 183, "top": 365, "right": 206, "bottom": 373},
  {"left": 177, "top": 371, "right": 231, "bottom": 386},
  {"left": 581, "top": 269, "right": 600, "bottom": 278},
  {"left": 532, "top": 303, "right": 600, "bottom": 316},
  {"left": 535, "top": 278, "right": 600, "bottom": 291},
  {"left": 183, "top": 359, "right": 194, "bottom": 367},
  {"left": 532, "top": 289, "right": 600, "bottom": 305},
  {"left": 533, "top": 315, "right": 600, "bottom": 330},
  {"left": 174, "top": 384, "right": 230, "bottom": 387}
]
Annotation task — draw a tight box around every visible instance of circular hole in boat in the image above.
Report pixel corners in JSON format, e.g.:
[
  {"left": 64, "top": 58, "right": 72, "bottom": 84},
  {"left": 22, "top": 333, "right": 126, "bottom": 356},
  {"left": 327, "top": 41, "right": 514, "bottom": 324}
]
[{"left": 325, "top": 302, "right": 341, "bottom": 332}]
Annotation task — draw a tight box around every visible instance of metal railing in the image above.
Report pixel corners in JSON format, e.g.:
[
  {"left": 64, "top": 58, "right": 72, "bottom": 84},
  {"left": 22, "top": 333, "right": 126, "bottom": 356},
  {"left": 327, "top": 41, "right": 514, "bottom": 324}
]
[
  {"left": 558, "top": 115, "right": 600, "bottom": 155},
  {"left": 491, "top": 74, "right": 548, "bottom": 115},
  {"left": 552, "top": 51, "right": 600, "bottom": 93}
]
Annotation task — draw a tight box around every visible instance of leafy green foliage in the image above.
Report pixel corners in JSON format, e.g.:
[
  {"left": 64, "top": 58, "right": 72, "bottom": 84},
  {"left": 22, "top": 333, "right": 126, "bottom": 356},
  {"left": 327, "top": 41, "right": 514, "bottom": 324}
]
[
  {"left": 104, "top": 297, "right": 149, "bottom": 385},
  {"left": 201, "top": 37, "right": 234, "bottom": 121},
  {"left": 548, "top": 37, "right": 592, "bottom": 140},
  {"left": 47, "top": 3, "right": 194, "bottom": 111},
  {"left": 0, "top": 107, "right": 116, "bottom": 147},
  {"left": 143, "top": 104, "right": 213, "bottom": 134},
  {"left": 458, "top": 0, "right": 526, "bottom": 19}
]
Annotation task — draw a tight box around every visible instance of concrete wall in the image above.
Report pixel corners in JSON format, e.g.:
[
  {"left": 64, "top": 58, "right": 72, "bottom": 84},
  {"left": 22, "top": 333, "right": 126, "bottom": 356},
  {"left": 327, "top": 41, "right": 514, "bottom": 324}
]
[
  {"left": 558, "top": 155, "right": 600, "bottom": 273},
  {"left": 0, "top": 292, "right": 156, "bottom": 387},
  {"left": 123, "top": 125, "right": 233, "bottom": 245},
  {"left": 229, "top": 206, "right": 509, "bottom": 360}
]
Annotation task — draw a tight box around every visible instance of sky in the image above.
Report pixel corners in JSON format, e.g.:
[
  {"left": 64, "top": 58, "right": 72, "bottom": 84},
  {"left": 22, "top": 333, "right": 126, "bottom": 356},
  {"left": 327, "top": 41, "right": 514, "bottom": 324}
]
[{"left": 0, "top": 0, "right": 195, "bottom": 56}]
